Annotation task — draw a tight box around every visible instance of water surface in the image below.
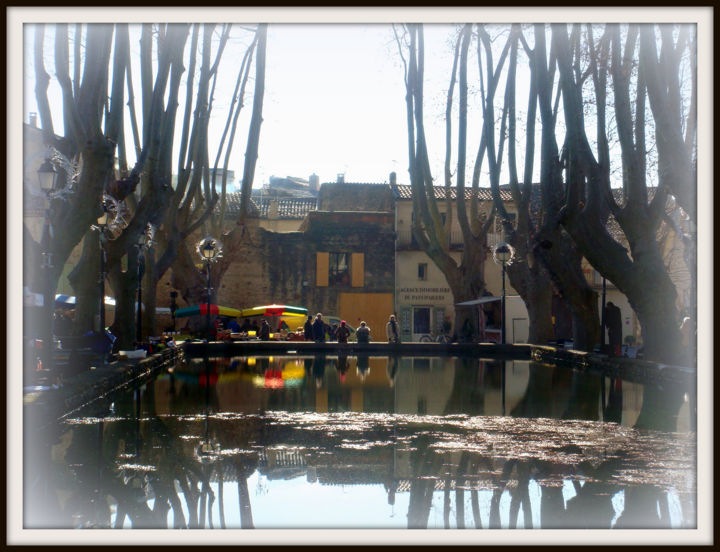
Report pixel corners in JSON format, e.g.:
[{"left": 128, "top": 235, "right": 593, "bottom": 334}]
[{"left": 24, "top": 355, "right": 695, "bottom": 529}]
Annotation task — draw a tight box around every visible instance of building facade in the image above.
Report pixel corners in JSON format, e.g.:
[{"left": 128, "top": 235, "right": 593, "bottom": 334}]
[{"left": 22, "top": 121, "right": 690, "bottom": 347}]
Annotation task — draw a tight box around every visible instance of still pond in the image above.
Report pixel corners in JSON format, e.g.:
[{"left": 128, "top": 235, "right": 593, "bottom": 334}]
[{"left": 25, "top": 355, "right": 695, "bottom": 530}]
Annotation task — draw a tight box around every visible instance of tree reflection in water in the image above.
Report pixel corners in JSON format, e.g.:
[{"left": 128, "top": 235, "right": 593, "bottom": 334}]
[{"left": 25, "top": 356, "right": 695, "bottom": 530}]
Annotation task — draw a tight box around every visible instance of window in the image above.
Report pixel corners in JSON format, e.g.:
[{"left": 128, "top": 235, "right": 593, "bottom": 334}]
[
  {"left": 418, "top": 263, "right": 428, "bottom": 281},
  {"left": 329, "top": 252, "right": 350, "bottom": 286},
  {"left": 318, "top": 252, "right": 363, "bottom": 287}
]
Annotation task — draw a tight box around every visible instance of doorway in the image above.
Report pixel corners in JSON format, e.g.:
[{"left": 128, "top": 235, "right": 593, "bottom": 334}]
[{"left": 412, "top": 306, "right": 431, "bottom": 341}]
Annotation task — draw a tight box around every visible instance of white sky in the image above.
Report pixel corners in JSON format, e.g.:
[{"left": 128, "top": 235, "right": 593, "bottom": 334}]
[
  {"left": 19, "top": 16, "right": 700, "bottom": 191},
  {"left": 22, "top": 22, "right": 463, "bottom": 188},
  {"left": 256, "top": 24, "right": 420, "bottom": 185}
]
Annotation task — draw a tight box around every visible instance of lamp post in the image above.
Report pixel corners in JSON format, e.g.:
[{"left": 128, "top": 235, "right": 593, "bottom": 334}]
[
  {"left": 135, "top": 228, "right": 152, "bottom": 345},
  {"left": 170, "top": 291, "right": 178, "bottom": 332},
  {"left": 96, "top": 203, "right": 110, "bottom": 335},
  {"left": 600, "top": 276, "right": 607, "bottom": 353},
  {"left": 198, "top": 237, "right": 219, "bottom": 342},
  {"left": 92, "top": 202, "right": 110, "bottom": 363},
  {"left": 37, "top": 159, "right": 58, "bottom": 381},
  {"left": 493, "top": 242, "right": 515, "bottom": 345}
]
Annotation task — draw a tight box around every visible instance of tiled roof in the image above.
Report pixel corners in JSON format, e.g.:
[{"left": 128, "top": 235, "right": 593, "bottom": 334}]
[
  {"left": 258, "top": 197, "right": 318, "bottom": 219},
  {"left": 391, "top": 184, "right": 513, "bottom": 201},
  {"left": 321, "top": 181, "right": 388, "bottom": 187},
  {"left": 218, "top": 193, "right": 260, "bottom": 216},
  {"left": 221, "top": 193, "right": 317, "bottom": 219}
]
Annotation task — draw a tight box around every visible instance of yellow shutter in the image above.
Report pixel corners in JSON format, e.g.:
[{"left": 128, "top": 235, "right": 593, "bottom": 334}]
[
  {"left": 316, "top": 252, "right": 329, "bottom": 287},
  {"left": 351, "top": 253, "right": 364, "bottom": 287}
]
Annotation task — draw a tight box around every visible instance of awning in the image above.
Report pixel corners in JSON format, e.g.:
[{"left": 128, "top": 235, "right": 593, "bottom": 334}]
[
  {"left": 456, "top": 295, "right": 520, "bottom": 307},
  {"left": 240, "top": 304, "right": 308, "bottom": 318},
  {"left": 55, "top": 294, "right": 117, "bottom": 308}
]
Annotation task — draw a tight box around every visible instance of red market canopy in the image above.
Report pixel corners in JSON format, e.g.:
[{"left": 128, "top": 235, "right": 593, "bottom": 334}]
[{"left": 175, "top": 304, "right": 243, "bottom": 318}]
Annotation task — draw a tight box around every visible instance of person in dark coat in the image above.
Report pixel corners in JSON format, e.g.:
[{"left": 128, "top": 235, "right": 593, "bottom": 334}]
[
  {"left": 259, "top": 319, "right": 271, "bottom": 340},
  {"left": 356, "top": 321, "right": 371, "bottom": 343},
  {"left": 336, "top": 320, "right": 351, "bottom": 343},
  {"left": 303, "top": 315, "right": 314, "bottom": 341},
  {"left": 312, "top": 313, "right": 326, "bottom": 343}
]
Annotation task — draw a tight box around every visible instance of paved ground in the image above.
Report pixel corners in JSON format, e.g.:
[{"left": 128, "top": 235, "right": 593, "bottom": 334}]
[{"left": 23, "top": 347, "right": 181, "bottom": 430}]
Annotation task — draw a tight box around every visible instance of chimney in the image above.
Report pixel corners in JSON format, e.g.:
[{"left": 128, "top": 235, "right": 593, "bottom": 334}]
[
  {"left": 29, "top": 112, "right": 38, "bottom": 128},
  {"left": 309, "top": 173, "right": 319, "bottom": 192},
  {"left": 337, "top": 173, "right": 345, "bottom": 184},
  {"left": 389, "top": 171, "right": 397, "bottom": 185}
]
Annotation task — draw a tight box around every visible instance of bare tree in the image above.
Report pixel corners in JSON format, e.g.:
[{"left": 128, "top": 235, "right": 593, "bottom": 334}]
[
  {"left": 495, "top": 24, "right": 601, "bottom": 350},
  {"left": 477, "top": 24, "right": 559, "bottom": 347},
  {"left": 551, "top": 23, "right": 693, "bottom": 363},
  {"left": 31, "top": 23, "right": 266, "bottom": 348},
  {"left": 166, "top": 23, "right": 267, "bottom": 325},
  {"left": 395, "top": 24, "right": 497, "bottom": 339},
  {"left": 29, "top": 23, "right": 119, "bottom": 329}
]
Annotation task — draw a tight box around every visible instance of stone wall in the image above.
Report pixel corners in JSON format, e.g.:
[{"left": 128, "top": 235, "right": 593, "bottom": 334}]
[{"left": 317, "top": 183, "right": 394, "bottom": 213}]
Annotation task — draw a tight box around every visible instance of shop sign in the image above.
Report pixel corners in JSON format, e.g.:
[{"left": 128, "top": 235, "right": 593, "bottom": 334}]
[{"left": 399, "top": 286, "right": 451, "bottom": 303}]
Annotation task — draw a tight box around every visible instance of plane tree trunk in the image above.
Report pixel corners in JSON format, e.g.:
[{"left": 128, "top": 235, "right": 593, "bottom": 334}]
[{"left": 551, "top": 23, "right": 689, "bottom": 364}]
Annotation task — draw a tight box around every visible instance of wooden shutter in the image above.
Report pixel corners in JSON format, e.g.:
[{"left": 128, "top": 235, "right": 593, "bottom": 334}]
[
  {"left": 351, "top": 253, "right": 364, "bottom": 287},
  {"left": 316, "top": 252, "right": 329, "bottom": 287}
]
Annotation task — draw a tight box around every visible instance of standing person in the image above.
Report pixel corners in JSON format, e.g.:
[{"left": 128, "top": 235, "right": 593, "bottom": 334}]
[
  {"left": 460, "top": 318, "right": 473, "bottom": 343},
  {"left": 386, "top": 314, "right": 400, "bottom": 344},
  {"left": 356, "top": 321, "right": 371, "bottom": 343},
  {"left": 303, "top": 315, "right": 314, "bottom": 341},
  {"left": 336, "top": 320, "right": 351, "bottom": 343},
  {"left": 312, "top": 313, "right": 326, "bottom": 343},
  {"left": 259, "top": 319, "right": 271, "bottom": 340},
  {"left": 679, "top": 314, "right": 693, "bottom": 367}
]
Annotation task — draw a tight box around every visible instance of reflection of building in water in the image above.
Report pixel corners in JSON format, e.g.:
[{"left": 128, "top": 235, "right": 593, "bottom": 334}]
[
  {"left": 394, "top": 357, "right": 455, "bottom": 415},
  {"left": 257, "top": 447, "right": 308, "bottom": 481},
  {"left": 482, "top": 361, "right": 531, "bottom": 415}
]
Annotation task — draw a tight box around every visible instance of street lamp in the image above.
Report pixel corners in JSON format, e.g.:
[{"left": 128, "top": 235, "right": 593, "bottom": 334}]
[
  {"left": 135, "top": 226, "right": 153, "bottom": 345},
  {"left": 94, "top": 202, "right": 110, "bottom": 363},
  {"left": 169, "top": 291, "right": 179, "bottom": 332},
  {"left": 38, "top": 159, "right": 59, "bottom": 382},
  {"left": 198, "top": 237, "right": 220, "bottom": 342},
  {"left": 96, "top": 203, "right": 110, "bottom": 333},
  {"left": 600, "top": 276, "right": 607, "bottom": 353},
  {"left": 493, "top": 242, "right": 515, "bottom": 345}
]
